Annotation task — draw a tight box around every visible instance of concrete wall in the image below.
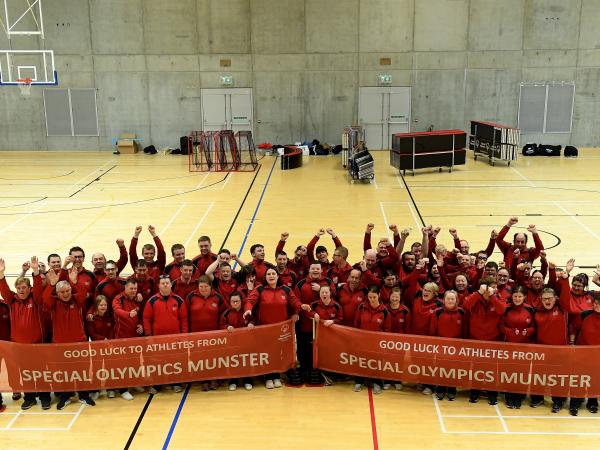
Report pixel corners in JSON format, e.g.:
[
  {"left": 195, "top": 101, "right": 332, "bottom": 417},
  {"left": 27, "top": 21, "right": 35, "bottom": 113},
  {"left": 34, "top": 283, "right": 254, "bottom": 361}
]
[{"left": 1, "top": 0, "right": 600, "bottom": 150}]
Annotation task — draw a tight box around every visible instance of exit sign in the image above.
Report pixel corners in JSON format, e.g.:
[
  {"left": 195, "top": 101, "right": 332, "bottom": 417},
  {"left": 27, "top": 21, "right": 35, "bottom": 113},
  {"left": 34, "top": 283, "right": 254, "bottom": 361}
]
[
  {"left": 220, "top": 75, "right": 233, "bottom": 86},
  {"left": 378, "top": 74, "right": 392, "bottom": 85}
]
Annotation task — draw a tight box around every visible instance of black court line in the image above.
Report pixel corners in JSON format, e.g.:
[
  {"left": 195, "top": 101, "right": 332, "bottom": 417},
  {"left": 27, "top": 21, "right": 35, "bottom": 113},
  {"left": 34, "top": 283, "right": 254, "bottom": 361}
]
[
  {"left": 123, "top": 163, "right": 265, "bottom": 449},
  {"left": 398, "top": 172, "right": 426, "bottom": 227},
  {"left": 69, "top": 165, "right": 117, "bottom": 197}
]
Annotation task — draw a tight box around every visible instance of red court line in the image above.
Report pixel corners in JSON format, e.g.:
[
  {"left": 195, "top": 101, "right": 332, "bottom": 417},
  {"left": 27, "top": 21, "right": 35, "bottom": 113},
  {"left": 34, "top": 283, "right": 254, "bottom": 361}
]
[{"left": 367, "top": 387, "right": 380, "bottom": 450}]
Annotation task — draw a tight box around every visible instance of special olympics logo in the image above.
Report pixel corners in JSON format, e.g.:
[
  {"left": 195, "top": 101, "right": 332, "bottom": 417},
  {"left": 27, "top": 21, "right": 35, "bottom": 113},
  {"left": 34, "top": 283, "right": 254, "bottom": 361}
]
[
  {"left": 281, "top": 323, "right": 290, "bottom": 334},
  {"left": 278, "top": 323, "right": 292, "bottom": 342}
]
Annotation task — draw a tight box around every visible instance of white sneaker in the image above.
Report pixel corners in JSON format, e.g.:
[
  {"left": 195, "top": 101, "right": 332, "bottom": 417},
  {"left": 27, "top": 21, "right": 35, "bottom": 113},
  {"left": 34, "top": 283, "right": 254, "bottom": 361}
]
[
  {"left": 107, "top": 390, "right": 116, "bottom": 398},
  {"left": 133, "top": 386, "right": 145, "bottom": 393},
  {"left": 121, "top": 391, "right": 134, "bottom": 401},
  {"left": 90, "top": 392, "right": 99, "bottom": 400},
  {"left": 148, "top": 387, "right": 158, "bottom": 395},
  {"left": 322, "top": 373, "right": 333, "bottom": 386},
  {"left": 265, "top": 380, "right": 274, "bottom": 389},
  {"left": 99, "top": 389, "right": 107, "bottom": 397},
  {"left": 244, "top": 383, "right": 253, "bottom": 391},
  {"left": 173, "top": 385, "right": 183, "bottom": 393},
  {"left": 228, "top": 383, "right": 237, "bottom": 391},
  {"left": 373, "top": 383, "right": 382, "bottom": 395},
  {"left": 353, "top": 383, "right": 362, "bottom": 392},
  {"left": 383, "top": 383, "right": 391, "bottom": 390},
  {"left": 423, "top": 387, "right": 433, "bottom": 395},
  {"left": 273, "top": 379, "right": 282, "bottom": 388},
  {"left": 395, "top": 383, "right": 404, "bottom": 391}
]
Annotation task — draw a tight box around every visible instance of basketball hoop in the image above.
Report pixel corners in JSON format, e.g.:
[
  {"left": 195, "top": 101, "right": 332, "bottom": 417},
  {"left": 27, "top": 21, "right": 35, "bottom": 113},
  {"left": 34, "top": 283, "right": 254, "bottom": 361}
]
[{"left": 17, "top": 78, "right": 33, "bottom": 96}]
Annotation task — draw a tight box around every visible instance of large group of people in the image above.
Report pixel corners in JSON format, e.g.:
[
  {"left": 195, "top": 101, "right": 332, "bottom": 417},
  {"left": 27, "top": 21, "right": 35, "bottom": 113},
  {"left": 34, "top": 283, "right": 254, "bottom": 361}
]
[{"left": 0, "top": 217, "right": 599, "bottom": 417}]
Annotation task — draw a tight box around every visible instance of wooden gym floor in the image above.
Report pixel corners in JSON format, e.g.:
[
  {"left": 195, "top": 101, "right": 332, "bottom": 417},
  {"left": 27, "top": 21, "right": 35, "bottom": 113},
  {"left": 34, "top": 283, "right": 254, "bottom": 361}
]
[{"left": 1, "top": 148, "right": 600, "bottom": 449}]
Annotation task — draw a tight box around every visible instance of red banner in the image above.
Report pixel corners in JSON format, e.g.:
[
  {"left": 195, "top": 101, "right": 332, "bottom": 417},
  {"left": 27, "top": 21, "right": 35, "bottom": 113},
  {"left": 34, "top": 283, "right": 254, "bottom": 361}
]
[
  {"left": 0, "top": 321, "right": 295, "bottom": 392},
  {"left": 314, "top": 323, "right": 600, "bottom": 397}
]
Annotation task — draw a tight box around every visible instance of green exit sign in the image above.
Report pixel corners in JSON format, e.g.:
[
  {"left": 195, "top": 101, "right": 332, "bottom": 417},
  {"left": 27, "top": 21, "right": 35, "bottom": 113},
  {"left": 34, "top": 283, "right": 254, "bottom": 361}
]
[
  {"left": 220, "top": 75, "right": 233, "bottom": 86},
  {"left": 377, "top": 74, "right": 392, "bottom": 85}
]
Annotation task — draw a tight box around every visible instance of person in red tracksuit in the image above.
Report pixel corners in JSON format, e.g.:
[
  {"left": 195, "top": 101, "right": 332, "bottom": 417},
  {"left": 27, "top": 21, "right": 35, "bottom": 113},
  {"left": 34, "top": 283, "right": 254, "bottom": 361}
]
[
  {"left": 384, "top": 287, "right": 410, "bottom": 391},
  {"left": 568, "top": 294, "right": 600, "bottom": 415},
  {"left": 164, "top": 243, "right": 192, "bottom": 281},
  {"left": 0, "top": 256, "right": 50, "bottom": 410},
  {"left": 243, "top": 268, "right": 309, "bottom": 389},
  {"left": 556, "top": 259, "right": 596, "bottom": 344},
  {"left": 274, "top": 232, "right": 310, "bottom": 280},
  {"left": 86, "top": 295, "right": 114, "bottom": 341},
  {"left": 295, "top": 263, "right": 336, "bottom": 382},
  {"left": 191, "top": 235, "right": 218, "bottom": 276},
  {"left": 274, "top": 251, "right": 297, "bottom": 289},
  {"left": 94, "top": 260, "right": 126, "bottom": 310},
  {"left": 328, "top": 246, "right": 353, "bottom": 287},
  {"left": 128, "top": 259, "right": 156, "bottom": 304},
  {"left": 531, "top": 287, "right": 568, "bottom": 412},
  {"left": 208, "top": 262, "right": 239, "bottom": 307},
  {"left": 220, "top": 292, "right": 254, "bottom": 391},
  {"left": 91, "top": 239, "right": 128, "bottom": 283},
  {"left": 410, "top": 282, "right": 442, "bottom": 337},
  {"left": 430, "top": 290, "right": 466, "bottom": 401},
  {"left": 113, "top": 280, "right": 144, "bottom": 339},
  {"left": 59, "top": 246, "right": 97, "bottom": 310},
  {"left": 172, "top": 260, "right": 198, "bottom": 301},
  {"left": 143, "top": 275, "right": 188, "bottom": 394},
  {"left": 353, "top": 286, "right": 391, "bottom": 395},
  {"left": 363, "top": 224, "right": 401, "bottom": 272},
  {"left": 248, "top": 244, "right": 274, "bottom": 284},
  {"left": 379, "top": 270, "right": 398, "bottom": 305},
  {"left": 495, "top": 217, "right": 544, "bottom": 271},
  {"left": 463, "top": 276, "right": 507, "bottom": 405},
  {"left": 44, "top": 268, "right": 95, "bottom": 410},
  {"left": 129, "top": 225, "right": 166, "bottom": 281},
  {"left": 308, "top": 228, "right": 343, "bottom": 275},
  {"left": 337, "top": 269, "right": 367, "bottom": 327},
  {"left": 186, "top": 275, "right": 224, "bottom": 391},
  {"left": 500, "top": 286, "right": 535, "bottom": 409}
]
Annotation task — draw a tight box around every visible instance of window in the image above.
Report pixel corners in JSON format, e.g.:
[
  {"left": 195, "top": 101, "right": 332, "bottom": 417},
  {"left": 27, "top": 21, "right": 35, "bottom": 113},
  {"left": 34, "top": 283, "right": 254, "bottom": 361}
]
[
  {"left": 518, "top": 83, "right": 575, "bottom": 134},
  {"left": 44, "top": 88, "right": 98, "bottom": 136}
]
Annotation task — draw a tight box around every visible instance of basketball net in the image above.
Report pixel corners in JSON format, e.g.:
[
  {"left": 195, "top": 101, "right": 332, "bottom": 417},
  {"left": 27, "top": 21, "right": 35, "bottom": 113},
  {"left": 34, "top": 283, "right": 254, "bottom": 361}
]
[{"left": 17, "top": 78, "right": 33, "bottom": 96}]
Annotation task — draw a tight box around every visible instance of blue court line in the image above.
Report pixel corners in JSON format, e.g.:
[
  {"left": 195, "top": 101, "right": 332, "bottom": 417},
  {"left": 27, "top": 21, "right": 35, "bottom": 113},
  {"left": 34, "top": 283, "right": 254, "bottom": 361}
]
[
  {"left": 161, "top": 156, "right": 277, "bottom": 449},
  {"left": 162, "top": 384, "right": 191, "bottom": 449},
  {"left": 233, "top": 156, "right": 278, "bottom": 269}
]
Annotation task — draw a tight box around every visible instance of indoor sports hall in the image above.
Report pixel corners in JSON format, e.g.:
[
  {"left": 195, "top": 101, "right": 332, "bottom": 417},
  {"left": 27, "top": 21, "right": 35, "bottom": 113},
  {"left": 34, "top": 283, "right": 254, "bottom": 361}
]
[{"left": 1, "top": 1, "right": 600, "bottom": 450}]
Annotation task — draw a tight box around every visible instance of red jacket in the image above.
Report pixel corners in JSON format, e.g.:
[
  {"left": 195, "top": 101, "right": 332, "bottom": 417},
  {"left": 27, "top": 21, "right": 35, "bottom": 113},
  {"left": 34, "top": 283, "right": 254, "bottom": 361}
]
[
  {"left": 163, "top": 261, "right": 190, "bottom": 281},
  {"left": 0, "top": 275, "right": 44, "bottom": 343},
  {"left": 129, "top": 235, "right": 166, "bottom": 281},
  {"left": 127, "top": 275, "right": 157, "bottom": 302},
  {"left": 354, "top": 303, "right": 391, "bottom": 332},
  {"left": 534, "top": 306, "right": 568, "bottom": 345},
  {"left": 463, "top": 292, "right": 507, "bottom": 341},
  {"left": 93, "top": 245, "right": 128, "bottom": 283},
  {"left": 172, "top": 277, "right": 198, "bottom": 302},
  {"left": 337, "top": 284, "right": 366, "bottom": 327},
  {"left": 275, "top": 239, "right": 310, "bottom": 280},
  {"left": 192, "top": 252, "right": 218, "bottom": 276},
  {"left": 328, "top": 262, "right": 353, "bottom": 286},
  {"left": 43, "top": 283, "right": 87, "bottom": 343},
  {"left": 557, "top": 277, "right": 595, "bottom": 338},
  {"left": 250, "top": 260, "right": 273, "bottom": 284},
  {"left": 213, "top": 278, "right": 239, "bottom": 308},
  {"left": 307, "top": 234, "right": 342, "bottom": 263},
  {"left": 186, "top": 291, "right": 223, "bottom": 332},
  {"left": 95, "top": 278, "right": 126, "bottom": 305},
  {"left": 496, "top": 225, "right": 544, "bottom": 270},
  {"left": 219, "top": 308, "right": 249, "bottom": 329},
  {"left": 577, "top": 311, "right": 600, "bottom": 345},
  {"left": 113, "top": 292, "right": 143, "bottom": 338},
  {"left": 430, "top": 307, "right": 466, "bottom": 338},
  {"left": 410, "top": 295, "right": 443, "bottom": 335},
  {"left": 244, "top": 285, "right": 302, "bottom": 325},
  {"left": 277, "top": 267, "right": 298, "bottom": 289},
  {"left": 501, "top": 303, "right": 535, "bottom": 343},
  {"left": 295, "top": 276, "right": 336, "bottom": 333},
  {"left": 363, "top": 234, "right": 400, "bottom": 271},
  {"left": 389, "top": 305, "right": 411, "bottom": 333},
  {"left": 309, "top": 299, "right": 343, "bottom": 325},
  {"left": 143, "top": 293, "right": 188, "bottom": 336},
  {"left": 86, "top": 314, "right": 115, "bottom": 340}
]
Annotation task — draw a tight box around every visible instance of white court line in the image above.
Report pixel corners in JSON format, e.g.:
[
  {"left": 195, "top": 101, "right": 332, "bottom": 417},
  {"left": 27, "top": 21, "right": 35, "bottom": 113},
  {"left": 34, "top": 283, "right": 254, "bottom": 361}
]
[
  {"left": 183, "top": 202, "right": 215, "bottom": 248},
  {"left": 381, "top": 200, "right": 597, "bottom": 205},
  {"left": 444, "top": 414, "right": 600, "bottom": 420},
  {"left": 160, "top": 203, "right": 187, "bottom": 236},
  {"left": 494, "top": 404, "right": 510, "bottom": 433},
  {"left": 554, "top": 202, "right": 600, "bottom": 242},
  {"left": 3, "top": 410, "right": 22, "bottom": 430},
  {"left": 378, "top": 202, "right": 392, "bottom": 238},
  {"left": 4, "top": 427, "right": 69, "bottom": 431},
  {"left": 407, "top": 202, "right": 422, "bottom": 229},
  {"left": 432, "top": 396, "right": 448, "bottom": 433},
  {"left": 0, "top": 202, "right": 45, "bottom": 236},
  {"left": 65, "top": 403, "right": 85, "bottom": 430},
  {"left": 510, "top": 166, "right": 536, "bottom": 187},
  {"left": 218, "top": 172, "right": 233, "bottom": 190},
  {"left": 442, "top": 431, "right": 600, "bottom": 436},
  {"left": 194, "top": 172, "right": 210, "bottom": 189}
]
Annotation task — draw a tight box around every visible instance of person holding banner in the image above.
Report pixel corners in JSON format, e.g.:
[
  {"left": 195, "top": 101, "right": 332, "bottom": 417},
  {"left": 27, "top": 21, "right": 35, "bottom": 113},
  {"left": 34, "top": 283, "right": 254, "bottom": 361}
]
[
  {"left": 353, "top": 286, "right": 390, "bottom": 394},
  {"left": 429, "top": 290, "right": 466, "bottom": 400},
  {"left": 243, "top": 267, "right": 309, "bottom": 389},
  {"left": 186, "top": 275, "right": 224, "bottom": 391},
  {"left": 384, "top": 287, "right": 410, "bottom": 391},
  {"left": 0, "top": 256, "right": 52, "bottom": 410},
  {"left": 143, "top": 275, "right": 188, "bottom": 394},
  {"left": 44, "top": 267, "right": 96, "bottom": 410},
  {"left": 557, "top": 259, "right": 595, "bottom": 345},
  {"left": 501, "top": 286, "right": 535, "bottom": 409},
  {"left": 463, "top": 276, "right": 507, "bottom": 405},
  {"left": 532, "top": 287, "right": 568, "bottom": 412}
]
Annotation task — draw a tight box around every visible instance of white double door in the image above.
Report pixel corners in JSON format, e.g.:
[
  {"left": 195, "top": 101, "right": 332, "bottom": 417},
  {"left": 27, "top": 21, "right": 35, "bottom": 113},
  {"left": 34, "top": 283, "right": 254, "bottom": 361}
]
[
  {"left": 359, "top": 87, "right": 411, "bottom": 150},
  {"left": 200, "top": 88, "right": 253, "bottom": 134}
]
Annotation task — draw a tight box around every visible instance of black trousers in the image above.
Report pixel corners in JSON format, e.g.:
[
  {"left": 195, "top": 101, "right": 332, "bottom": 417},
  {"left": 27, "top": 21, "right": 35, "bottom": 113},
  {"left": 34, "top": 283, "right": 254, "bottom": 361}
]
[
  {"left": 24, "top": 392, "right": 51, "bottom": 402},
  {"left": 296, "top": 329, "right": 313, "bottom": 373},
  {"left": 530, "top": 394, "right": 566, "bottom": 405},
  {"left": 570, "top": 397, "right": 598, "bottom": 409}
]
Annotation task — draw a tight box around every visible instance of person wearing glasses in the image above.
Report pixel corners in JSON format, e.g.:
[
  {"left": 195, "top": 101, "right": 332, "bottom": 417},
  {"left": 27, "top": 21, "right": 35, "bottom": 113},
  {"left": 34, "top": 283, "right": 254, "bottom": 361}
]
[{"left": 59, "top": 246, "right": 97, "bottom": 310}]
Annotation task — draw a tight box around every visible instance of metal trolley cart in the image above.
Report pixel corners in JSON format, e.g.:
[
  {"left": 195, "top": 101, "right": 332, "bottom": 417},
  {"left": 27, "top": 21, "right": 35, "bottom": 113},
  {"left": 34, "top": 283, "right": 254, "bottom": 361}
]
[
  {"left": 470, "top": 120, "right": 519, "bottom": 166},
  {"left": 341, "top": 126, "right": 363, "bottom": 168},
  {"left": 348, "top": 148, "right": 374, "bottom": 183}
]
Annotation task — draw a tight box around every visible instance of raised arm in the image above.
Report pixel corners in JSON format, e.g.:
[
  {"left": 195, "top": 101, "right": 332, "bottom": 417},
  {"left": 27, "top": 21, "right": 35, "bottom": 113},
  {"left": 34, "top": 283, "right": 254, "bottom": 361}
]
[
  {"left": 115, "top": 238, "right": 128, "bottom": 274},
  {"left": 0, "top": 258, "right": 15, "bottom": 302},
  {"left": 496, "top": 217, "right": 518, "bottom": 254},
  {"left": 150, "top": 225, "right": 166, "bottom": 271},
  {"left": 129, "top": 226, "right": 142, "bottom": 271},
  {"left": 485, "top": 229, "right": 498, "bottom": 257},
  {"left": 395, "top": 228, "right": 410, "bottom": 256},
  {"left": 276, "top": 232, "right": 288, "bottom": 256},
  {"left": 363, "top": 223, "right": 374, "bottom": 251}
]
